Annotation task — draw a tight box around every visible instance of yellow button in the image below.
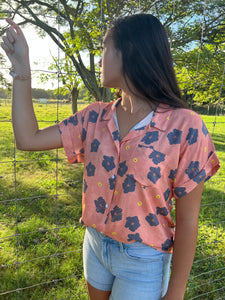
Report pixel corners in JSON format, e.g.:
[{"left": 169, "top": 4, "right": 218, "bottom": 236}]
[
  {"left": 102, "top": 128, "right": 105, "bottom": 132},
  {"left": 114, "top": 191, "right": 118, "bottom": 196},
  {"left": 98, "top": 182, "right": 102, "bottom": 187},
  {"left": 156, "top": 194, "right": 160, "bottom": 199},
  {"left": 204, "top": 147, "right": 207, "bottom": 152},
  {"left": 112, "top": 232, "right": 116, "bottom": 235},
  {"left": 78, "top": 134, "right": 81, "bottom": 139},
  {"left": 92, "top": 224, "right": 96, "bottom": 228},
  {"left": 133, "top": 157, "right": 138, "bottom": 163},
  {"left": 211, "top": 159, "right": 215, "bottom": 164},
  {"left": 138, "top": 201, "right": 142, "bottom": 206},
  {"left": 126, "top": 145, "right": 130, "bottom": 150},
  {"left": 167, "top": 116, "right": 170, "bottom": 120}
]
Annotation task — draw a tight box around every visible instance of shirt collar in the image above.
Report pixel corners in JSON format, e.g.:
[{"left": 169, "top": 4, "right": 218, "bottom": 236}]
[{"left": 101, "top": 99, "right": 174, "bottom": 132}]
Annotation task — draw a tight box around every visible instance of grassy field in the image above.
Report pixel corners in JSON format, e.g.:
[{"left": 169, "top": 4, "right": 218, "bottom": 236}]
[{"left": 0, "top": 99, "right": 224, "bottom": 299}]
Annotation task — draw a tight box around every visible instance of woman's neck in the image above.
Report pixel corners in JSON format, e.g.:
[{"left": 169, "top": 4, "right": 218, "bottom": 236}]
[{"left": 120, "top": 91, "right": 154, "bottom": 114}]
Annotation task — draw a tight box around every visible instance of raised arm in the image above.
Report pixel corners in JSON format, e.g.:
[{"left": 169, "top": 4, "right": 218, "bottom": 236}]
[{"left": 1, "top": 19, "right": 62, "bottom": 151}]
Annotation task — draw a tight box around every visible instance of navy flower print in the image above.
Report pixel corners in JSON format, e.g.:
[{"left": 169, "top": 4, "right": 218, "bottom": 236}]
[
  {"left": 185, "top": 161, "right": 200, "bottom": 179},
  {"left": 111, "top": 205, "right": 123, "bottom": 222},
  {"left": 167, "top": 129, "right": 182, "bottom": 145},
  {"left": 91, "top": 138, "right": 100, "bottom": 152},
  {"left": 193, "top": 169, "right": 206, "bottom": 183},
  {"left": 174, "top": 187, "right": 187, "bottom": 198},
  {"left": 89, "top": 110, "right": 99, "bottom": 123},
  {"left": 86, "top": 162, "right": 96, "bottom": 176},
  {"left": 63, "top": 119, "right": 68, "bottom": 126},
  {"left": 149, "top": 149, "right": 166, "bottom": 165},
  {"left": 145, "top": 213, "right": 159, "bottom": 226},
  {"left": 109, "top": 175, "right": 116, "bottom": 190},
  {"left": 127, "top": 233, "right": 142, "bottom": 243},
  {"left": 186, "top": 128, "right": 198, "bottom": 145},
  {"left": 156, "top": 207, "right": 168, "bottom": 216},
  {"left": 202, "top": 120, "right": 208, "bottom": 136},
  {"left": 117, "top": 161, "right": 128, "bottom": 177},
  {"left": 135, "top": 126, "right": 145, "bottom": 131},
  {"left": 82, "top": 116, "right": 84, "bottom": 124},
  {"left": 104, "top": 213, "right": 109, "bottom": 224},
  {"left": 94, "top": 197, "right": 106, "bottom": 214},
  {"left": 68, "top": 115, "right": 78, "bottom": 126},
  {"left": 83, "top": 179, "right": 88, "bottom": 193},
  {"left": 112, "top": 130, "right": 120, "bottom": 141},
  {"left": 205, "top": 175, "right": 211, "bottom": 182},
  {"left": 161, "top": 238, "right": 173, "bottom": 251},
  {"left": 125, "top": 216, "right": 140, "bottom": 232},
  {"left": 164, "top": 188, "right": 170, "bottom": 201},
  {"left": 123, "top": 175, "right": 136, "bottom": 193},
  {"left": 100, "top": 108, "right": 107, "bottom": 121},
  {"left": 208, "top": 151, "right": 213, "bottom": 159},
  {"left": 82, "top": 128, "right": 86, "bottom": 142},
  {"left": 147, "top": 167, "right": 161, "bottom": 184},
  {"left": 102, "top": 156, "right": 115, "bottom": 172},
  {"left": 141, "top": 131, "right": 159, "bottom": 145},
  {"left": 168, "top": 169, "right": 177, "bottom": 181}
]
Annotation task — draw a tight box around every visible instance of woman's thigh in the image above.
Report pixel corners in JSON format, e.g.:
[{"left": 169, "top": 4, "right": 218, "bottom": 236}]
[
  {"left": 86, "top": 281, "right": 111, "bottom": 300},
  {"left": 83, "top": 227, "right": 172, "bottom": 300}
]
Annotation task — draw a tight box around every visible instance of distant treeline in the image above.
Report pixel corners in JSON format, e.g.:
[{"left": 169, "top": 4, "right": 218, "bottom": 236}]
[{"left": 0, "top": 88, "right": 69, "bottom": 100}]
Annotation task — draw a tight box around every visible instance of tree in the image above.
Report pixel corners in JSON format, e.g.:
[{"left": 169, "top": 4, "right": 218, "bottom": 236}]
[
  {"left": 1, "top": 0, "right": 225, "bottom": 108},
  {"left": 175, "top": 44, "right": 225, "bottom": 112},
  {"left": 39, "top": 54, "right": 81, "bottom": 113}
]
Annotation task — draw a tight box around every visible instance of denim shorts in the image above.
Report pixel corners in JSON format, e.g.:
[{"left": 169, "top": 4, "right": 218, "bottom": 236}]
[{"left": 83, "top": 227, "right": 172, "bottom": 300}]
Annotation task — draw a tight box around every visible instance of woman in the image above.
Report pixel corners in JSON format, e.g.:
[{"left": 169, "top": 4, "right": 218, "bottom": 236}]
[{"left": 1, "top": 14, "right": 219, "bottom": 300}]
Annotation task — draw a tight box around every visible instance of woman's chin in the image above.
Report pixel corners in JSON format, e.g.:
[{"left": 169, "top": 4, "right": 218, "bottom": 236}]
[{"left": 101, "top": 79, "right": 118, "bottom": 89}]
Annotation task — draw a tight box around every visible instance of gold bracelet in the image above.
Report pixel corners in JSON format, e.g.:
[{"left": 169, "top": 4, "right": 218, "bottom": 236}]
[{"left": 10, "top": 66, "right": 31, "bottom": 80}]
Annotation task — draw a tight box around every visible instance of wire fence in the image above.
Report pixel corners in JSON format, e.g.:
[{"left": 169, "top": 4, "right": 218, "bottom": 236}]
[
  {"left": 0, "top": 82, "right": 224, "bottom": 300},
  {"left": 0, "top": 0, "right": 225, "bottom": 299}
]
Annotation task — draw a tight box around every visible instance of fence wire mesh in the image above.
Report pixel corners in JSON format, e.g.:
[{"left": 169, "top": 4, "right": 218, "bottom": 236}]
[{"left": 0, "top": 1, "right": 225, "bottom": 299}]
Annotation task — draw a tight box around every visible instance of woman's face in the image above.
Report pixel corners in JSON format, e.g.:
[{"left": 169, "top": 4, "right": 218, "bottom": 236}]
[{"left": 99, "top": 33, "right": 123, "bottom": 88}]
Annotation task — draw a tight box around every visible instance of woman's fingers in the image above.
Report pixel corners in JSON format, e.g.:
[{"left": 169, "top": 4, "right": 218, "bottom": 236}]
[
  {"left": 2, "top": 34, "right": 14, "bottom": 54},
  {"left": 1, "top": 19, "right": 29, "bottom": 65},
  {"left": 7, "top": 28, "right": 15, "bottom": 44},
  {"left": 6, "top": 18, "right": 24, "bottom": 38}
]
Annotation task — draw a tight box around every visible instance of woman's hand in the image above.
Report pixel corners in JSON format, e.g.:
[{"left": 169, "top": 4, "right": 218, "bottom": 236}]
[
  {"left": 1, "top": 19, "right": 29, "bottom": 73},
  {"left": 1, "top": 19, "right": 62, "bottom": 151}
]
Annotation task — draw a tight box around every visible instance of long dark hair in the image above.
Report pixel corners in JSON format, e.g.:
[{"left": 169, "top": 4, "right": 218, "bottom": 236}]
[{"left": 108, "top": 14, "right": 187, "bottom": 108}]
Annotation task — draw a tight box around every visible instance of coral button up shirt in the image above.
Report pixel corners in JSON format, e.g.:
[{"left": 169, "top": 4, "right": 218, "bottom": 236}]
[{"left": 59, "top": 100, "right": 220, "bottom": 253}]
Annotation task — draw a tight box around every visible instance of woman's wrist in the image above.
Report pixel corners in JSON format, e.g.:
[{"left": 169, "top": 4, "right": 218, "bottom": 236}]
[{"left": 10, "top": 62, "right": 31, "bottom": 81}]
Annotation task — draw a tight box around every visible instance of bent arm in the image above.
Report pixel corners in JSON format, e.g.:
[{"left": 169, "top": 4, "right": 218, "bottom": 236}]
[
  {"left": 12, "top": 74, "right": 62, "bottom": 151},
  {"left": 162, "top": 181, "right": 204, "bottom": 300},
  {"left": 2, "top": 19, "right": 62, "bottom": 151}
]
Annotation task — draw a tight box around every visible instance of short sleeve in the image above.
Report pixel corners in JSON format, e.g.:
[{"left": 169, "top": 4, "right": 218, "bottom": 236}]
[
  {"left": 58, "top": 108, "right": 87, "bottom": 164},
  {"left": 172, "top": 113, "right": 220, "bottom": 199}
]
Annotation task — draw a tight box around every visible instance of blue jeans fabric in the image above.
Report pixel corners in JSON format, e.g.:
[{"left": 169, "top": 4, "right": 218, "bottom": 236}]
[{"left": 83, "top": 226, "right": 172, "bottom": 300}]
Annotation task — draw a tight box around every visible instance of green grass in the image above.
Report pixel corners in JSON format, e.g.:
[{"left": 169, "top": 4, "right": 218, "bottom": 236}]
[{"left": 0, "top": 100, "right": 224, "bottom": 299}]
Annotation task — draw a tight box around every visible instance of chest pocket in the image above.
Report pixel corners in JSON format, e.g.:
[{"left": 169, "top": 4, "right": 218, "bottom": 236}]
[{"left": 127, "top": 143, "right": 170, "bottom": 187}]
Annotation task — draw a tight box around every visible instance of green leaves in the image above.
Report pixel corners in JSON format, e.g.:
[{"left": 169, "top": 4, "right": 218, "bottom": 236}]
[{"left": 1, "top": 0, "right": 224, "bottom": 104}]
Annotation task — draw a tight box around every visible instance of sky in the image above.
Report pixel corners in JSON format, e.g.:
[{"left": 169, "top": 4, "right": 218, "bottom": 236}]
[
  {"left": 18, "top": 25, "right": 61, "bottom": 89},
  {"left": 0, "top": 21, "right": 65, "bottom": 89}
]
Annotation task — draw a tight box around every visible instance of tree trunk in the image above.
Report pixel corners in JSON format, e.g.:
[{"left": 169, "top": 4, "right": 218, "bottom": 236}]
[
  {"left": 96, "top": 87, "right": 112, "bottom": 102},
  {"left": 71, "top": 87, "right": 79, "bottom": 114}
]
